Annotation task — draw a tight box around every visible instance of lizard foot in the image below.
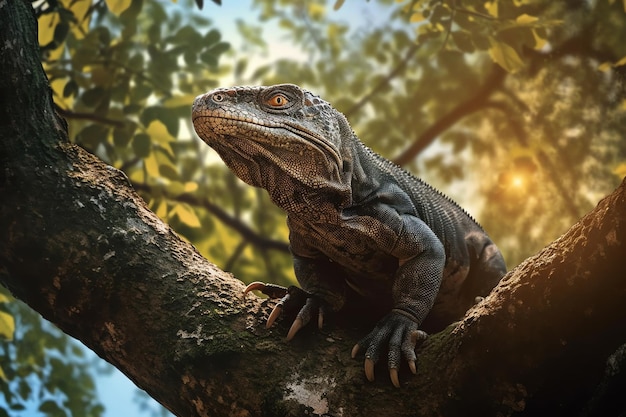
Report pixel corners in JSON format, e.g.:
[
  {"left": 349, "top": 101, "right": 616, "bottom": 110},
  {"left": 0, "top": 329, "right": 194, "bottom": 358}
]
[
  {"left": 244, "top": 282, "right": 320, "bottom": 337},
  {"left": 351, "top": 312, "right": 428, "bottom": 387}
]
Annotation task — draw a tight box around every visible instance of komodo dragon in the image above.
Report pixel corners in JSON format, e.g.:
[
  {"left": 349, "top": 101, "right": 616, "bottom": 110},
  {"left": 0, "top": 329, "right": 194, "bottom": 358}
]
[{"left": 191, "top": 83, "right": 507, "bottom": 387}]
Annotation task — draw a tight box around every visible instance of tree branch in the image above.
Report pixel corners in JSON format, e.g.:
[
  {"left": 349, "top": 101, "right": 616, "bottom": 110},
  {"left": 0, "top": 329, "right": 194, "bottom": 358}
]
[
  {"left": 344, "top": 42, "right": 421, "bottom": 119},
  {"left": 54, "top": 105, "right": 126, "bottom": 128},
  {"left": 393, "top": 64, "right": 506, "bottom": 166},
  {"left": 131, "top": 182, "right": 290, "bottom": 254}
]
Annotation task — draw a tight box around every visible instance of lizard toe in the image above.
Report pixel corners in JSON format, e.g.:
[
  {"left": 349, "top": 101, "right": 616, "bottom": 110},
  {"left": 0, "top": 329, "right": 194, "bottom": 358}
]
[
  {"left": 244, "top": 282, "right": 288, "bottom": 298},
  {"left": 286, "top": 297, "right": 321, "bottom": 340},
  {"left": 353, "top": 312, "right": 422, "bottom": 386}
]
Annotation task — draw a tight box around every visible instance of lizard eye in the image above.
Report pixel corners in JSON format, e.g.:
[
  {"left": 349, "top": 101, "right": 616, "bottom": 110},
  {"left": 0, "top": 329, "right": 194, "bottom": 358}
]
[
  {"left": 266, "top": 93, "right": 289, "bottom": 107},
  {"left": 211, "top": 93, "right": 225, "bottom": 103}
]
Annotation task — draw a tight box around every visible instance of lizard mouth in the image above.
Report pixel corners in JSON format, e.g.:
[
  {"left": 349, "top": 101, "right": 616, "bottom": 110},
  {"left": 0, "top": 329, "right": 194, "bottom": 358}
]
[{"left": 193, "top": 114, "right": 344, "bottom": 170}]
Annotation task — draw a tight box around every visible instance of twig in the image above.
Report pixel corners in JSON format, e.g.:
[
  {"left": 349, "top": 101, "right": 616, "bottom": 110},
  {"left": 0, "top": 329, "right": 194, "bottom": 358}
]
[
  {"left": 344, "top": 42, "right": 421, "bottom": 118},
  {"left": 55, "top": 105, "right": 125, "bottom": 128}
]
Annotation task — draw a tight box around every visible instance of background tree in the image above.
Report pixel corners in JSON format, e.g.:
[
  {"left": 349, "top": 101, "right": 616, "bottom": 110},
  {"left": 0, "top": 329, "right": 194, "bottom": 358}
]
[{"left": 1, "top": 0, "right": 625, "bottom": 415}]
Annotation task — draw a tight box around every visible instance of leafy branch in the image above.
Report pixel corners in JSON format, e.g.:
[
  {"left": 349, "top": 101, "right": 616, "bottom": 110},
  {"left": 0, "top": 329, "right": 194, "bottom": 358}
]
[
  {"left": 392, "top": 64, "right": 506, "bottom": 166},
  {"left": 54, "top": 105, "right": 125, "bottom": 128},
  {"left": 131, "top": 182, "right": 290, "bottom": 254},
  {"left": 344, "top": 42, "right": 421, "bottom": 118}
]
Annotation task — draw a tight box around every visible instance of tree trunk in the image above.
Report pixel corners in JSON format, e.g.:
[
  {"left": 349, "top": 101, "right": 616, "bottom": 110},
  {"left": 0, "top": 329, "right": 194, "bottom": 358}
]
[{"left": 1, "top": 2, "right": 625, "bottom": 416}]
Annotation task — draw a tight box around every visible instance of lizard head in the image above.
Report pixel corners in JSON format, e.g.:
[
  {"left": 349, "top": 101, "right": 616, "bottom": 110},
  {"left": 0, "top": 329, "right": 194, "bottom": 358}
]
[{"left": 192, "top": 84, "right": 355, "bottom": 214}]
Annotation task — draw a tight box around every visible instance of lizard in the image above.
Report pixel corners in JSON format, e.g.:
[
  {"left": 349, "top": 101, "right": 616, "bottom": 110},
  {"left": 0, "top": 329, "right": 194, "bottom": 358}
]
[{"left": 191, "top": 83, "right": 507, "bottom": 387}]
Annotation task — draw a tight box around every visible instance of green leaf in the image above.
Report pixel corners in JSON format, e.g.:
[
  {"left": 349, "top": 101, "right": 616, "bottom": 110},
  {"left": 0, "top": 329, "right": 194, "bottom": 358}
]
[
  {"left": 82, "top": 87, "right": 106, "bottom": 107},
  {"left": 333, "top": 0, "right": 345, "bottom": 10},
  {"left": 451, "top": 31, "right": 474, "bottom": 53},
  {"left": 113, "top": 123, "right": 136, "bottom": 148},
  {"left": 204, "top": 28, "right": 221, "bottom": 45},
  {"left": 159, "top": 163, "right": 179, "bottom": 181},
  {"left": 131, "top": 82, "right": 152, "bottom": 102},
  {"left": 124, "top": 103, "right": 142, "bottom": 114},
  {"left": 207, "top": 41, "right": 230, "bottom": 56},
  {"left": 173, "top": 204, "right": 202, "bottom": 228},
  {"left": 488, "top": 37, "right": 524, "bottom": 73},
  {"left": 148, "top": 23, "right": 161, "bottom": 44},
  {"left": 121, "top": 18, "right": 137, "bottom": 39},
  {"left": 141, "top": 106, "right": 179, "bottom": 137},
  {"left": 128, "top": 53, "right": 144, "bottom": 71},
  {"left": 62, "top": 79, "right": 78, "bottom": 98},
  {"left": 38, "top": 399, "right": 67, "bottom": 417},
  {"left": 18, "top": 379, "right": 31, "bottom": 400},
  {"left": 144, "top": 154, "right": 160, "bottom": 178},
  {"left": 53, "top": 22, "right": 70, "bottom": 45},
  {"left": 105, "top": 0, "right": 132, "bottom": 17},
  {"left": 171, "top": 26, "right": 203, "bottom": 45},
  {"left": 119, "top": 0, "right": 143, "bottom": 20},
  {"left": 200, "top": 51, "right": 218, "bottom": 67},
  {"left": 132, "top": 133, "right": 152, "bottom": 158},
  {"left": 472, "top": 34, "right": 490, "bottom": 50},
  {"left": 234, "top": 59, "right": 248, "bottom": 79},
  {"left": 76, "top": 124, "right": 108, "bottom": 150},
  {"left": 93, "top": 27, "right": 111, "bottom": 47},
  {"left": 163, "top": 94, "right": 196, "bottom": 108}
]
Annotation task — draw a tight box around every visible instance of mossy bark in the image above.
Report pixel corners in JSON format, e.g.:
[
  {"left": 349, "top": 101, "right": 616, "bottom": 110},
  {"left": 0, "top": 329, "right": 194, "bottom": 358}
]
[{"left": 1, "top": 1, "right": 625, "bottom": 416}]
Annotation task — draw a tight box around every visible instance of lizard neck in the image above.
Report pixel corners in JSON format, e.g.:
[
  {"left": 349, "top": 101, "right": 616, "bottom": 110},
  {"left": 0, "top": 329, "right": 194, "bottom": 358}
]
[
  {"left": 347, "top": 140, "right": 387, "bottom": 205},
  {"left": 264, "top": 173, "right": 347, "bottom": 224}
]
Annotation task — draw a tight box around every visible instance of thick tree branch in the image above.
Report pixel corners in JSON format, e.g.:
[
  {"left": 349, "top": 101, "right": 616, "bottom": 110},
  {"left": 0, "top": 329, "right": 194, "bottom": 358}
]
[{"left": 1, "top": 2, "right": 625, "bottom": 416}]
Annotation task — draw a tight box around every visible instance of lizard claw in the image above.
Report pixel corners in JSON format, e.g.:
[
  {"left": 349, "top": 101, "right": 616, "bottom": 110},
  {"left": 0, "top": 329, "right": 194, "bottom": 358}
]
[
  {"left": 266, "top": 288, "right": 300, "bottom": 328},
  {"left": 351, "top": 343, "right": 378, "bottom": 383},
  {"left": 351, "top": 312, "right": 427, "bottom": 387},
  {"left": 390, "top": 368, "right": 400, "bottom": 388},
  {"left": 245, "top": 282, "right": 292, "bottom": 328},
  {"left": 266, "top": 300, "right": 284, "bottom": 328},
  {"left": 286, "top": 317, "right": 304, "bottom": 341},
  {"left": 250, "top": 284, "right": 316, "bottom": 335},
  {"left": 365, "top": 357, "right": 376, "bottom": 382},
  {"left": 350, "top": 343, "right": 360, "bottom": 358},
  {"left": 285, "top": 297, "right": 325, "bottom": 340},
  {"left": 244, "top": 281, "right": 289, "bottom": 298}
]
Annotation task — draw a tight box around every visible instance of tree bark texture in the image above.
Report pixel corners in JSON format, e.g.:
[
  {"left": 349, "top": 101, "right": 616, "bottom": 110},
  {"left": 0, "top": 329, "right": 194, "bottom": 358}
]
[{"left": 1, "top": 1, "right": 625, "bottom": 416}]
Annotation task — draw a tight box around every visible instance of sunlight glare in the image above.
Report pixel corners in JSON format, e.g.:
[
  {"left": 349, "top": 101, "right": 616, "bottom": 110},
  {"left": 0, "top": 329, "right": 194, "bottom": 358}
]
[{"left": 511, "top": 175, "right": 524, "bottom": 188}]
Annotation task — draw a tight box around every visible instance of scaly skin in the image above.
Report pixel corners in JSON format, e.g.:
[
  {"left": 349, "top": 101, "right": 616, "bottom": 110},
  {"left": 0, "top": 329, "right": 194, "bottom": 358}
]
[{"left": 192, "top": 84, "right": 507, "bottom": 387}]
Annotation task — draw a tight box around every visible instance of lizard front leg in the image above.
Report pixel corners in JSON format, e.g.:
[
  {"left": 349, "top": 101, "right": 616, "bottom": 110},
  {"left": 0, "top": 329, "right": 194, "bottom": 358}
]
[
  {"left": 285, "top": 255, "right": 347, "bottom": 339},
  {"left": 246, "top": 255, "right": 347, "bottom": 339},
  {"left": 351, "top": 215, "right": 444, "bottom": 387}
]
